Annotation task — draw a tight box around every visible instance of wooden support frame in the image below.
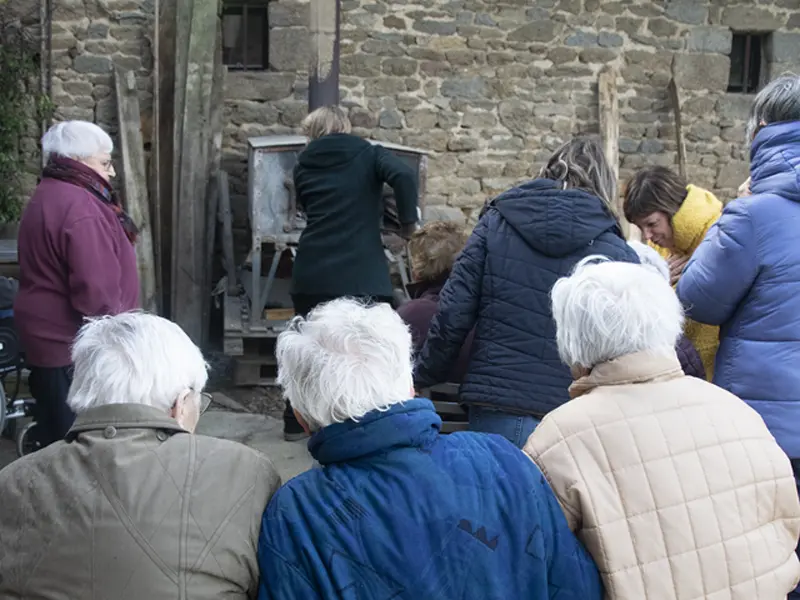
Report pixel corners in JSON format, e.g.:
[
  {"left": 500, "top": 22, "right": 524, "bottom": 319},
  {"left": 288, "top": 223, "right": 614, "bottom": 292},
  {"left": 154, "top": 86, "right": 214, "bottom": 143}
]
[
  {"left": 598, "top": 66, "right": 632, "bottom": 238},
  {"left": 114, "top": 65, "right": 158, "bottom": 313},
  {"left": 668, "top": 57, "right": 688, "bottom": 181}
]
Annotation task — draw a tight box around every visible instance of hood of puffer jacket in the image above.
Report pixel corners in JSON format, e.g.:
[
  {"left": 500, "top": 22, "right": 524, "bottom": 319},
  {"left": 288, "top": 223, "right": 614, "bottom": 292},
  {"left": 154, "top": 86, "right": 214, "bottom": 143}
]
[
  {"left": 492, "top": 178, "right": 625, "bottom": 258},
  {"left": 297, "top": 133, "right": 371, "bottom": 170},
  {"left": 750, "top": 121, "right": 800, "bottom": 203}
]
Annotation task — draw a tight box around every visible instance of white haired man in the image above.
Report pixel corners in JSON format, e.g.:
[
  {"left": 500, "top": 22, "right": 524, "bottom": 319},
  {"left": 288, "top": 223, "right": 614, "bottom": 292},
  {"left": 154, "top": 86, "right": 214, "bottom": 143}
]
[
  {"left": 15, "top": 120, "right": 141, "bottom": 448},
  {"left": 524, "top": 258, "right": 800, "bottom": 599},
  {"left": 256, "top": 298, "right": 602, "bottom": 599},
  {"left": 0, "top": 312, "right": 281, "bottom": 598}
]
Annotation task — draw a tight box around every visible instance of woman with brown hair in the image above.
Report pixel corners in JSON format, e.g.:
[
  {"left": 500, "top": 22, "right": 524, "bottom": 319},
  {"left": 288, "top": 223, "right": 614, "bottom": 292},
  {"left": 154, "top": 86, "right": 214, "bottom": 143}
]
[
  {"left": 623, "top": 166, "right": 722, "bottom": 379},
  {"left": 414, "top": 136, "right": 639, "bottom": 447}
]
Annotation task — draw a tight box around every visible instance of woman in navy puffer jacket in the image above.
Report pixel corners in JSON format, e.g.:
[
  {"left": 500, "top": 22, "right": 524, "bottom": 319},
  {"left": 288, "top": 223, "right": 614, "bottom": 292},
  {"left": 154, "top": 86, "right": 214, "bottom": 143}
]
[{"left": 415, "top": 137, "right": 639, "bottom": 447}]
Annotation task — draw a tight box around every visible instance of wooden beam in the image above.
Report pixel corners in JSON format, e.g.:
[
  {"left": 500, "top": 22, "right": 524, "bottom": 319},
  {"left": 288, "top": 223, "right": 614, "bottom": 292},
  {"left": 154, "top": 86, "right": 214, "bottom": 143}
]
[
  {"left": 668, "top": 58, "right": 687, "bottom": 180},
  {"left": 155, "top": 0, "right": 176, "bottom": 316},
  {"left": 114, "top": 65, "right": 158, "bottom": 314},
  {"left": 170, "top": 0, "right": 219, "bottom": 343},
  {"left": 217, "top": 170, "right": 237, "bottom": 296},
  {"left": 598, "top": 66, "right": 629, "bottom": 237},
  {"left": 150, "top": 0, "right": 163, "bottom": 313}
]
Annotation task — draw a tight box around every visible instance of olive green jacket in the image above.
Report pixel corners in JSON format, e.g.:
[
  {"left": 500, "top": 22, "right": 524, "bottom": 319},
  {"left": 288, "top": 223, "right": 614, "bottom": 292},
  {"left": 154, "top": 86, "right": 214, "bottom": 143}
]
[{"left": 0, "top": 403, "right": 281, "bottom": 599}]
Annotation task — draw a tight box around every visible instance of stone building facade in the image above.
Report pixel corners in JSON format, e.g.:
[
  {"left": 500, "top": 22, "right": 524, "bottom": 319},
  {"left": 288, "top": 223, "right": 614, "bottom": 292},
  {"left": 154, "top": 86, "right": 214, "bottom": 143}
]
[{"left": 36, "top": 0, "right": 800, "bottom": 228}]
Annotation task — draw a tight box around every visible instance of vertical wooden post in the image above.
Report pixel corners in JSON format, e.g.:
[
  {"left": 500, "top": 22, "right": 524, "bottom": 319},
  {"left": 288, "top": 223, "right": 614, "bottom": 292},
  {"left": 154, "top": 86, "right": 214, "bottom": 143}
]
[
  {"left": 668, "top": 57, "right": 687, "bottom": 181},
  {"left": 114, "top": 66, "right": 158, "bottom": 314},
  {"left": 151, "top": 0, "right": 163, "bottom": 313},
  {"left": 308, "top": 0, "right": 341, "bottom": 111},
  {"left": 599, "top": 66, "right": 629, "bottom": 237}
]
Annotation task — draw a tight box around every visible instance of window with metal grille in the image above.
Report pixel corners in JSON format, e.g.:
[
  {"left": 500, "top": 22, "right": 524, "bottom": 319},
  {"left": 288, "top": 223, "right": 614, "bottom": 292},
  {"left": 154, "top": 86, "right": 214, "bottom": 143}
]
[
  {"left": 728, "top": 33, "right": 765, "bottom": 94},
  {"left": 222, "top": 1, "right": 269, "bottom": 71}
]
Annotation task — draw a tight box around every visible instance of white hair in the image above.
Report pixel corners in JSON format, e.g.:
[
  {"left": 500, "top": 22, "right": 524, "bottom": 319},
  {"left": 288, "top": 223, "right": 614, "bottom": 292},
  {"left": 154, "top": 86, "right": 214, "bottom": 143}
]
[
  {"left": 276, "top": 298, "right": 413, "bottom": 429},
  {"left": 67, "top": 312, "right": 209, "bottom": 414},
  {"left": 551, "top": 256, "right": 684, "bottom": 369},
  {"left": 627, "top": 240, "right": 670, "bottom": 281},
  {"left": 42, "top": 120, "right": 113, "bottom": 161}
]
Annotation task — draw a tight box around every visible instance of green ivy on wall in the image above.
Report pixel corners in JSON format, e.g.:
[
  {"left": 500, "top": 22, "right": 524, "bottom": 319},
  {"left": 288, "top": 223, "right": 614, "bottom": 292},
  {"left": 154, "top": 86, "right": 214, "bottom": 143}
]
[{"left": 0, "top": 11, "right": 53, "bottom": 223}]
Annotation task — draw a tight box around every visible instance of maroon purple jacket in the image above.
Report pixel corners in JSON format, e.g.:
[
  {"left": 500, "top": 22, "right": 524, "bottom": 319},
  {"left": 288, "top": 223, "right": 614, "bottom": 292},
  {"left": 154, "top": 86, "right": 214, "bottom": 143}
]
[
  {"left": 397, "top": 277, "right": 474, "bottom": 384},
  {"left": 15, "top": 177, "right": 140, "bottom": 367}
]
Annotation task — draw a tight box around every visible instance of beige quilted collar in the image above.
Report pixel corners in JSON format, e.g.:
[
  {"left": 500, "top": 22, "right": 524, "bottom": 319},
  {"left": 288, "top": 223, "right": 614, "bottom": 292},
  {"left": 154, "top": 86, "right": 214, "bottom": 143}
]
[{"left": 569, "top": 351, "right": 683, "bottom": 399}]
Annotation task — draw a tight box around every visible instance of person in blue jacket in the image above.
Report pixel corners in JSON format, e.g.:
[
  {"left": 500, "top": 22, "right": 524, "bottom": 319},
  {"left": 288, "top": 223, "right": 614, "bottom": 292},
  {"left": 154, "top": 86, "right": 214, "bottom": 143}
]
[
  {"left": 257, "top": 298, "right": 603, "bottom": 600},
  {"left": 414, "top": 137, "right": 639, "bottom": 447},
  {"left": 676, "top": 75, "right": 800, "bottom": 598}
]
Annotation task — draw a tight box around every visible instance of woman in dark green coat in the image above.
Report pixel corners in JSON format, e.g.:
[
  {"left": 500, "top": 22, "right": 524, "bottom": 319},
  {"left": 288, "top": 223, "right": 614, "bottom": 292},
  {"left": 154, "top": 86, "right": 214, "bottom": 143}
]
[{"left": 284, "top": 105, "right": 419, "bottom": 438}]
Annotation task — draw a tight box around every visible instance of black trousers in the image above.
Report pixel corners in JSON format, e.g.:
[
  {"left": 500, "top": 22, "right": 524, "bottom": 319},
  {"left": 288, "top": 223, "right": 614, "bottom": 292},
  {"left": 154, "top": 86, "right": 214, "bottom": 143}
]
[
  {"left": 28, "top": 365, "right": 75, "bottom": 447},
  {"left": 283, "top": 294, "right": 394, "bottom": 430}
]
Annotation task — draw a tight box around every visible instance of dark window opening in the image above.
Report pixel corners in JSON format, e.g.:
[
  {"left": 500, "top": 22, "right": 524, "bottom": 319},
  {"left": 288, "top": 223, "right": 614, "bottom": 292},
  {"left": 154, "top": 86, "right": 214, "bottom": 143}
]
[
  {"left": 728, "top": 33, "right": 764, "bottom": 94},
  {"left": 222, "top": 2, "right": 269, "bottom": 71}
]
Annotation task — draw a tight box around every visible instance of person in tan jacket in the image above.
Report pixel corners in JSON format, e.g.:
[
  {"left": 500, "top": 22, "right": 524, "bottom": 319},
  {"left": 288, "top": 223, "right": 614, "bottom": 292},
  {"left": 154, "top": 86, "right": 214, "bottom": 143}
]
[
  {"left": 0, "top": 312, "right": 281, "bottom": 599},
  {"left": 524, "top": 256, "right": 800, "bottom": 600}
]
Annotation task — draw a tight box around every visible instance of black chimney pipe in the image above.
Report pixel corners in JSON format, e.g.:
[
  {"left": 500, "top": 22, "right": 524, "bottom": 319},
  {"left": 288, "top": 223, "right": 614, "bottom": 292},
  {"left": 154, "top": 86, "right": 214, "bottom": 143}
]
[{"left": 308, "top": 0, "right": 341, "bottom": 111}]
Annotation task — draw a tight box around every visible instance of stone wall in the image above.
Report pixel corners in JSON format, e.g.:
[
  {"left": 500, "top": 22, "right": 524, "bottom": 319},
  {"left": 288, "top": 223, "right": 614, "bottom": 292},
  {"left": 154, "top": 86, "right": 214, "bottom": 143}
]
[
  {"left": 40, "top": 0, "right": 800, "bottom": 230},
  {"left": 223, "top": 0, "right": 800, "bottom": 228},
  {"left": 49, "top": 0, "right": 154, "bottom": 145}
]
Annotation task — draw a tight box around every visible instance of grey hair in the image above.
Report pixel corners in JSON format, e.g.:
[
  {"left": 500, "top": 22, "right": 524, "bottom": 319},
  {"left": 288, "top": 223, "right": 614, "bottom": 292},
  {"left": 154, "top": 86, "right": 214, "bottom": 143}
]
[
  {"left": 539, "top": 136, "right": 619, "bottom": 220},
  {"left": 275, "top": 298, "right": 413, "bottom": 430},
  {"left": 746, "top": 73, "right": 800, "bottom": 143},
  {"left": 67, "top": 312, "right": 208, "bottom": 414},
  {"left": 551, "top": 256, "right": 684, "bottom": 369},
  {"left": 42, "top": 120, "right": 114, "bottom": 162}
]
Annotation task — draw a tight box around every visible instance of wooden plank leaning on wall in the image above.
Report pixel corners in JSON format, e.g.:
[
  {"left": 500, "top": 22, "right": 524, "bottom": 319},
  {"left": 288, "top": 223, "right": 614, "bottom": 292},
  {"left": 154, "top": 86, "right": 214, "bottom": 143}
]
[{"left": 114, "top": 65, "right": 158, "bottom": 314}]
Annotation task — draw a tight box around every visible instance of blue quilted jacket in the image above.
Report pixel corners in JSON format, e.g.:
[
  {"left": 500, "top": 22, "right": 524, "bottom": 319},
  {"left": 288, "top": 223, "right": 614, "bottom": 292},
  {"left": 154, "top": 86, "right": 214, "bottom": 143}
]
[
  {"left": 256, "top": 399, "right": 603, "bottom": 599},
  {"left": 415, "top": 179, "right": 639, "bottom": 416},
  {"left": 677, "top": 121, "right": 800, "bottom": 459}
]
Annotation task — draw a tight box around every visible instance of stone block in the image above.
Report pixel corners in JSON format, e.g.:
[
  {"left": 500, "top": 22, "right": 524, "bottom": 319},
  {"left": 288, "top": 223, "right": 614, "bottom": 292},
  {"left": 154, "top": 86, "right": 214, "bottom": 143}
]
[
  {"left": 687, "top": 121, "right": 720, "bottom": 142},
  {"left": 73, "top": 54, "right": 112, "bottom": 74},
  {"left": 447, "top": 136, "right": 479, "bottom": 152},
  {"left": 640, "top": 139, "right": 665, "bottom": 154},
  {"left": 341, "top": 54, "right": 381, "bottom": 77},
  {"left": 565, "top": 30, "right": 598, "bottom": 47},
  {"left": 598, "top": 32, "right": 624, "bottom": 48},
  {"left": 423, "top": 205, "right": 466, "bottom": 224},
  {"left": 619, "top": 138, "right": 640, "bottom": 153},
  {"left": 648, "top": 18, "right": 678, "bottom": 38},
  {"left": 269, "top": 28, "right": 309, "bottom": 72},
  {"left": 384, "top": 15, "right": 406, "bottom": 29},
  {"left": 716, "top": 161, "right": 749, "bottom": 189},
  {"left": 228, "top": 72, "right": 295, "bottom": 102},
  {"left": 548, "top": 47, "right": 578, "bottom": 64},
  {"left": 349, "top": 107, "right": 378, "bottom": 129},
  {"left": 87, "top": 21, "right": 110, "bottom": 39},
  {"left": 615, "top": 17, "right": 644, "bottom": 36},
  {"left": 716, "top": 94, "right": 752, "bottom": 122},
  {"left": 412, "top": 20, "right": 458, "bottom": 35},
  {"left": 579, "top": 48, "right": 618, "bottom": 63},
  {"left": 362, "top": 39, "right": 406, "bottom": 57},
  {"left": 499, "top": 99, "right": 534, "bottom": 134},
  {"left": 441, "top": 76, "right": 488, "bottom": 100},
  {"left": 227, "top": 100, "right": 280, "bottom": 126},
  {"left": 379, "top": 109, "right": 404, "bottom": 129},
  {"left": 672, "top": 53, "right": 730, "bottom": 91},
  {"left": 507, "top": 21, "right": 561, "bottom": 43},
  {"left": 686, "top": 27, "right": 732, "bottom": 54},
  {"left": 768, "top": 32, "right": 800, "bottom": 64},
  {"left": 382, "top": 58, "right": 417, "bottom": 76},
  {"left": 721, "top": 6, "right": 783, "bottom": 31},
  {"left": 665, "top": 1, "right": 708, "bottom": 25},
  {"left": 268, "top": 1, "right": 309, "bottom": 28},
  {"left": 462, "top": 110, "right": 498, "bottom": 129}
]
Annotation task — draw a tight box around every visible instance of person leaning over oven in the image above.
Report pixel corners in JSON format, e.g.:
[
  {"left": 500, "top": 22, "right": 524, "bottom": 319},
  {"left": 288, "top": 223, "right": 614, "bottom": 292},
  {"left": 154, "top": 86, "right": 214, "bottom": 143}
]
[{"left": 283, "top": 105, "right": 419, "bottom": 441}]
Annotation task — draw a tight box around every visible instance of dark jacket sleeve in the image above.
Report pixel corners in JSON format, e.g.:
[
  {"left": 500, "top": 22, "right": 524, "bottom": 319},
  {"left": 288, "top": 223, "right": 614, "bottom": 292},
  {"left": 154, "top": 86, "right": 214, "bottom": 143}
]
[
  {"left": 374, "top": 145, "right": 418, "bottom": 224},
  {"left": 397, "top": 299, "right": 437, "bottom": 352},
  {"left": 414, "top": 217, "right": 488, "bottom": 388},
  {"left": 675, "top": 335, "right": 705, "bottom": 379}
]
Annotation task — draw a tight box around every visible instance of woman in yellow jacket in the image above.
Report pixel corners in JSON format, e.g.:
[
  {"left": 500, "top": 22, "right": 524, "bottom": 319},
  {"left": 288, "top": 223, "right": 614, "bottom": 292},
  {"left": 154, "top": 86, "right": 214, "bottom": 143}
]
[{"left": 623, "top": 166, "right": 722, "bottom": 379}]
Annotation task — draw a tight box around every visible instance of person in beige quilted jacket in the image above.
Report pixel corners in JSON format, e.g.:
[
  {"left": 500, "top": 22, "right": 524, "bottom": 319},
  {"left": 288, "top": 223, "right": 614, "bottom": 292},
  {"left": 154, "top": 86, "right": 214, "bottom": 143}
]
[
  {"left": 524, "top": 256, "right": 800, "bottom": 600},
  {"left": 0, "top": 312, "right": 281, "bottom": 599}
]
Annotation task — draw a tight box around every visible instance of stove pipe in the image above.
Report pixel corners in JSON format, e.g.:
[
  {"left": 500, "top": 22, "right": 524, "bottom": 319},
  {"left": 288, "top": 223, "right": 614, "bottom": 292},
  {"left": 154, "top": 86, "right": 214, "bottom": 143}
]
[{"left": 308, "top": 0, "right": 341, "bottom": 112}]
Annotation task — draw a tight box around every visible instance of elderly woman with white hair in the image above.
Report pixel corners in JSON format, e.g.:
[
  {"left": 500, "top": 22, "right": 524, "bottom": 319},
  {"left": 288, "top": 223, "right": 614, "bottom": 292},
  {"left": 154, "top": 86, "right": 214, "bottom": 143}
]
[
  {"left": 15, "top": 120, "right": 140, "bottom": 448},
  {"left": 524, "top": 257, "right": 800, "bottom": 599},
  {"left": 0, "top": 312, "right": 280, "bottom": 598},
  {"left": 257, "top": 297, "right": 603, "bottom": 599}
]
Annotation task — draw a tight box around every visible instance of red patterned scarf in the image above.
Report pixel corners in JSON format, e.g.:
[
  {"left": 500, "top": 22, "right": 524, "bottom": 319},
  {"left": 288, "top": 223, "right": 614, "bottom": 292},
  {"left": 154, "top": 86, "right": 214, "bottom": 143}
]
[{"left": 43, "top": 156, "right": 139, "bottom": 244}]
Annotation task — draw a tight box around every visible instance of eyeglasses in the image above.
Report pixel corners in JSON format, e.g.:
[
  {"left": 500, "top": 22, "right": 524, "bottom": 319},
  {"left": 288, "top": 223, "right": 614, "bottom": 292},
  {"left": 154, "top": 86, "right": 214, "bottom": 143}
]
[{"left": 199, "top": 392, "right": 213, "bottom": 415}]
